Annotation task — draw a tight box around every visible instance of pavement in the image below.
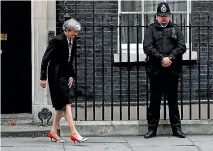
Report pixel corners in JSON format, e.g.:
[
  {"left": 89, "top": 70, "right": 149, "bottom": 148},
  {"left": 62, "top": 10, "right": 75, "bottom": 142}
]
[{"left": 1, "top": 135, "right": 213, "bottom": 151}]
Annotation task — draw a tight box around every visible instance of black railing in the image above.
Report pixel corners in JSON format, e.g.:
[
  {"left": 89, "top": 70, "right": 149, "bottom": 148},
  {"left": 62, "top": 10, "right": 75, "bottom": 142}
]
[{"left": 57, "top": 14, "right": 213, "bottom": 121}]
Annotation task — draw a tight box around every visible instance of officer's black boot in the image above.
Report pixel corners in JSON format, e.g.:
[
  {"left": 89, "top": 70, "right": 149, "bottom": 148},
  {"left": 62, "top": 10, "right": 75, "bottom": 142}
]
[
  {"left": 172, "top": 126, "right": 186, "bottom": 138},
  {"left": 144, "top": 128, "right": 157, "bottom": 139}
]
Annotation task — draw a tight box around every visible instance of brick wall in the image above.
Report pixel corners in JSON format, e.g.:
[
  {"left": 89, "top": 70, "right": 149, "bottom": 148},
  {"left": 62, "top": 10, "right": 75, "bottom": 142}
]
[
  {"left": 56, "top": 1, "right": 213, "bottom": 104},
  {"left": 188, "top": 1, "right": 213, "bottom": 101}
]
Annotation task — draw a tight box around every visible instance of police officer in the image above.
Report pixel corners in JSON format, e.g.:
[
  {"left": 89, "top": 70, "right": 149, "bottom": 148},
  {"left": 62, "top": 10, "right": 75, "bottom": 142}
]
[{"left": 143, "top": 2, "right": 186, "bottom": 138}]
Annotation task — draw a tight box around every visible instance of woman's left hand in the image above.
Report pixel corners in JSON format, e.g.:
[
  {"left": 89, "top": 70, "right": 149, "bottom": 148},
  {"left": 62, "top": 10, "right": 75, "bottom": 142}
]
[{"left": 68, "top": 77, "right": 73, "bottom": 88}]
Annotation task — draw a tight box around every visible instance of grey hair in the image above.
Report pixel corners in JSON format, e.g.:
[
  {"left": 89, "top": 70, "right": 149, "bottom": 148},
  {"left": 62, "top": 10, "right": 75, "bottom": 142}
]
[{"left": 63, "top": 18, "right": 81, "bottom": 31}]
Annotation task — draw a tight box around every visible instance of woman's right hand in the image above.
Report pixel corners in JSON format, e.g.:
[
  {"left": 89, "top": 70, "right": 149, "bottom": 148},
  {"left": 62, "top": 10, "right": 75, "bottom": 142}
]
[{"left": 40, "top": 80, "right": 47, "bottom": 88}]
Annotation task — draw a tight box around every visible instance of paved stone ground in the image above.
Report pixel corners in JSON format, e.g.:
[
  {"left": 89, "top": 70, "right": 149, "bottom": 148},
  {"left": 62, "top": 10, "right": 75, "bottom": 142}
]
[{"left": 1, "top": 135, "right": 213, "bottom": 151}]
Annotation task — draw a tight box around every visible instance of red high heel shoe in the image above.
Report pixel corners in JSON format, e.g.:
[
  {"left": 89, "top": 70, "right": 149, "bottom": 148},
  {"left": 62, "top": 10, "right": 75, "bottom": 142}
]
[
  {"left": 70, "top": 135, "right": 88, "bottom": 143},
  {"left": 48, "top": 131, "right": 66, "bottom": 143}
]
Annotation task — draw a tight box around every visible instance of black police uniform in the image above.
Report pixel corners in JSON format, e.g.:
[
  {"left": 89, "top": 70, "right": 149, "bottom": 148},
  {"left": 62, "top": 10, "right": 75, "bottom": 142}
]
[{"left": 143, "top": 2, "right": 186, "bottom": 136}]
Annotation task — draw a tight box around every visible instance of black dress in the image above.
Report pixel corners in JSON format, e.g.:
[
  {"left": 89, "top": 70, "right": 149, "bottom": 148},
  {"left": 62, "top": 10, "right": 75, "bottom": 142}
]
[{"left": 40, "top": 32, "right": 76, "bottom": 110}]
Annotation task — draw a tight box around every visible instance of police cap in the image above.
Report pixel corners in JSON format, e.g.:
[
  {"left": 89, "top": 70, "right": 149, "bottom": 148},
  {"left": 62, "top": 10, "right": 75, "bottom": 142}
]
[{"left": 157, "top": 2, "right": 171, "bottom": 17}]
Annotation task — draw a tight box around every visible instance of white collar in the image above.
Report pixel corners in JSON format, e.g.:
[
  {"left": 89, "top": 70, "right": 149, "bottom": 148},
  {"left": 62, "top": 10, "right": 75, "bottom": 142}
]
[
  {"left": 160, "top": 24, "right": 168, "bottom": 28},
  {"left": 67, "top": 38, "right": 73, "bottom": 44}
]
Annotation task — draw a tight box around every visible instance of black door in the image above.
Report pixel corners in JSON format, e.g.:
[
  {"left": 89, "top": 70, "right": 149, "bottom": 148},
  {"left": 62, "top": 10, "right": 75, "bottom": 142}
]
[{"left": 1, "top": 1, "right": 32, "bottom": 114}]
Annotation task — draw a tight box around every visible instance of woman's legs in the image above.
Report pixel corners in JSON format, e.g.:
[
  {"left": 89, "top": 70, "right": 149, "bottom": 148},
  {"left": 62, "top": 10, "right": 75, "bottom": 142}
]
[
  {"left": 64, "top": 104, "right": 80, "bottom": 137},
  {"left": 50, "top": 110, "right": 64, "bottom": 140}
]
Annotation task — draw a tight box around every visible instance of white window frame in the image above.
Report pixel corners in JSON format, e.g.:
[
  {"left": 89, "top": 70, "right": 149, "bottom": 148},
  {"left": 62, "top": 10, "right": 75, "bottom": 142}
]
[{"left": 115, "top": 0, "right": 197, "bottom": 62}]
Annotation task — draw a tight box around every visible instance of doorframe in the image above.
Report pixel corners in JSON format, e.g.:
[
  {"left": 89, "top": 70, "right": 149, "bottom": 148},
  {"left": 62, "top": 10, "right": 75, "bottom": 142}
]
[
  {"left": 31, "top": 0, "right": 35, "bottom": 112},
  {"left": 0, "top": 47, "right": 1, "bottom": 117},
  {"left": 31, "top": 0, "right": 56, "bottom": 123}
]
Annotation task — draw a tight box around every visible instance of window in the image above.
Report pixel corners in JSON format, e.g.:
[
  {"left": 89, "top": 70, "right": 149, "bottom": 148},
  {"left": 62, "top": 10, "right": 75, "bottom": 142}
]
[{"left": 118, "top": 0, "right": 191, "bottom": 54}]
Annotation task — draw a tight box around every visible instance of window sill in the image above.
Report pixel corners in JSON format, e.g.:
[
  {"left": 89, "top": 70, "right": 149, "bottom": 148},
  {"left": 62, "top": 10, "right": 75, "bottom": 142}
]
[{"left": 114, "top": 49, "right": 197, "bottom": 63}]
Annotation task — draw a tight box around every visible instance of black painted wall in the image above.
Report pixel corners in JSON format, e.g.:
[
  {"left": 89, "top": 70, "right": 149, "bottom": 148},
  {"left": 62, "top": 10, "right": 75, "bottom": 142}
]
[{"left": 56, "top": 1, "right": 213, "bottom": 104}]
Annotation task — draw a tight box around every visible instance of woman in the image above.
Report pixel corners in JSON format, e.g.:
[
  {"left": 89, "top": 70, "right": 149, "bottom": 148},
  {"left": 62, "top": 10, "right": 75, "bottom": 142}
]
[{"left": 40, "top": 18, "right": 88, "bottom": 143}]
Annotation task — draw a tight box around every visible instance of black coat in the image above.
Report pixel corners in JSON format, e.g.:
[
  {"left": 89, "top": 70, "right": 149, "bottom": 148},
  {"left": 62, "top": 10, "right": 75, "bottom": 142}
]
[
  {"left": 143, "top": 21, "right": 186, "bottom": 77},
  {"left": 40, "top": 32, "right": 76, "bottom": 110}
]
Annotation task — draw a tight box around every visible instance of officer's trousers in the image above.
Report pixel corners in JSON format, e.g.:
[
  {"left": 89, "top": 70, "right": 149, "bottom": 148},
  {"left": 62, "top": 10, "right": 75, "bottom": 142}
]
[{"left": 147, "top": 69, "right": 181, "bottom": 132}]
